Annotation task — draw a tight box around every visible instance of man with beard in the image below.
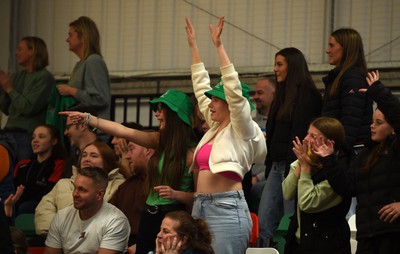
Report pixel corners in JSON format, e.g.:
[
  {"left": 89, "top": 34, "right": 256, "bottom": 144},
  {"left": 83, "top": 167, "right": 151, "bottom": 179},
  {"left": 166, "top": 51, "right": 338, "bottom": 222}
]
[
  {"left": 44, "top": 167, "right": 129, "bottom": 254},
  {"left": 249, "top": 78, "right": 275, "bottom": 212}
]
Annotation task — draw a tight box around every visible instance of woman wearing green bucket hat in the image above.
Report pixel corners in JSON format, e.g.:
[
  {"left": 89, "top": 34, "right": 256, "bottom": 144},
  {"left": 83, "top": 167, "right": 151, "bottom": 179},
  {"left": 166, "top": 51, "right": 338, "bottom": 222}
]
[
  {"left": 59, "top": 89, "right": 198, "bottom": 254},
  {"left": 185, "top": 17, "right": 267, "bottom": 254}
]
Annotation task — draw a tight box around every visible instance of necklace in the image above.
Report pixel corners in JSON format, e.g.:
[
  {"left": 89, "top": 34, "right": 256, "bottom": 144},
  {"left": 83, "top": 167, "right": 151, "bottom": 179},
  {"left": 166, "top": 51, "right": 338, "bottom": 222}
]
[{"left": 25, "top": 157, "right": 51, "bottom": 184}]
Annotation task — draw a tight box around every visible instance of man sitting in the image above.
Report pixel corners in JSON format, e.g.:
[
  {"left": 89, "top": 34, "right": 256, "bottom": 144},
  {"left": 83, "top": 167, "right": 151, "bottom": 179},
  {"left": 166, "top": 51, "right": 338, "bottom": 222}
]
[{"left": 44, "top": 167, "right": 129, "bottom": 254}]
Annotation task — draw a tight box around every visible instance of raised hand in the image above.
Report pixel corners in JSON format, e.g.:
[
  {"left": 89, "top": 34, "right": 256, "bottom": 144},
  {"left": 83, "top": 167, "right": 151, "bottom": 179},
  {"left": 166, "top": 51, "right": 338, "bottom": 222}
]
[
  {"left": 185, "top": 17, "right": 201, "bottom": 64},
  {"left": 292, "top": 136, "right": 310, "bottom": 173},
  {"left": 366, "top": 70, "right": 380, "bottom": 86},
  {"left": 312, "top": 136, "right": 335, "bottom": 158},
  {"left": 292, "top": 136, "right": 307, "bottom": 163},
  {"left": 209, "top": 16, "right": 224, "bottom": 47},
  {"left": 185, "top": 17, "right": 197, "bottom": 47},
  {"left": 4, "top": 185, "right": 25, "bottom": 217},
  {"left": 360, "top": 70, "right": 380, "bottom": 92}
]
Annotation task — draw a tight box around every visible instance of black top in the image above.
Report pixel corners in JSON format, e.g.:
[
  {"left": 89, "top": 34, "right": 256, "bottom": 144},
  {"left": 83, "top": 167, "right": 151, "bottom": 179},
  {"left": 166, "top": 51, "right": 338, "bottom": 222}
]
[
  {"left": 265, "top": 86, "right": 322, "bottom": 177},
  {"left": 326, "top": 81, "right": 400, "bottom": 240},
  {"left": 322, "top": 66, "right": 373, "bottom": 153}
]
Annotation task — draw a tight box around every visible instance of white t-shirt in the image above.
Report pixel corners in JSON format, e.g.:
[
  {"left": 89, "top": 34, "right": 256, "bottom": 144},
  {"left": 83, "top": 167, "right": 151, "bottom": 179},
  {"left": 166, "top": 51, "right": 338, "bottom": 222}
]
[{"left": 45, "top": 201, "right": 130, "bottom": 254}]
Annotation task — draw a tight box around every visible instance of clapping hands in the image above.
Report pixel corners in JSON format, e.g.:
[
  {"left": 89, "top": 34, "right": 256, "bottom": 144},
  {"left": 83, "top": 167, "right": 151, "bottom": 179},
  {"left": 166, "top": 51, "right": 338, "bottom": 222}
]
[
  {"left": 292, "top": 136, "right": 311, "bottom": 175},
  {"left": 312, "top": 136, "right": 335, "bottom": 158}
]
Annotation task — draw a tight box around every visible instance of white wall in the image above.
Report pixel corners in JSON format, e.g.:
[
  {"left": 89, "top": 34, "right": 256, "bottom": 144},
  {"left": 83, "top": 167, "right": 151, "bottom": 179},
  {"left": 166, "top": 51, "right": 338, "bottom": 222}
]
[{"left": 8, "top": 0, "right": 400, "bottom": 78}]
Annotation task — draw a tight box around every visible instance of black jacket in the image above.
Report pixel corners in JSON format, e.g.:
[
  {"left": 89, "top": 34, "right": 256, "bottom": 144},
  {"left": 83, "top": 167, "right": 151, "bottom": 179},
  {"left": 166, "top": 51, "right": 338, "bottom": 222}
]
[
  {"left": 322, "top": 66, "right": 373, "bottom": 153},
  {"left": 326, "top": 81, "right": 400, "bottom": 240},
  {"left": 285, "top": 152, "right": 351, "bottom": 254},
  {"left": 265, "top": 86, "right": 322, "bottom": 177}
]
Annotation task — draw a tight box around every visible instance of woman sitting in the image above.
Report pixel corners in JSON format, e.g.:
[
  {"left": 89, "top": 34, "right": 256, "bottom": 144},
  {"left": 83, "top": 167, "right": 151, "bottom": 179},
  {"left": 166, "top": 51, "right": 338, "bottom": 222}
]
[
  {"left": 34, "top": 141, "right": 125, "bottom": 236},
  {"left": 154, "top": 210, "right": 214, "bottom": 254},
  {"left": 13, "top": 124, "right": 66, "bottom": 215}
]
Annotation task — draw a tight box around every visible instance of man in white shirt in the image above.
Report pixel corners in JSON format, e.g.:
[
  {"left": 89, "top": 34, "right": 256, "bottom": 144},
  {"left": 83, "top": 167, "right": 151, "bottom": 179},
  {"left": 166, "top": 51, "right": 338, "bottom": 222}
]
[{"left": 44, "top": 167, "right": 129, "bottom": 254}]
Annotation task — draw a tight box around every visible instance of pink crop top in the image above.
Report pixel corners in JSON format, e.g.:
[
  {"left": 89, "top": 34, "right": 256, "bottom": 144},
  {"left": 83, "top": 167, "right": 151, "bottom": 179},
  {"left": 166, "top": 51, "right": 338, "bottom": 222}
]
[{"left": 196, "top": 143, "right": 242, "bottom": 182}]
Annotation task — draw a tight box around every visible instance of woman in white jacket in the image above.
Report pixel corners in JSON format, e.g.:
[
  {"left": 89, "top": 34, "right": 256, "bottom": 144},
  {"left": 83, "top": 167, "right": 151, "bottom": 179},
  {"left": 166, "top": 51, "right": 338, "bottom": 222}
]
[
  {"left": 34, "top": 141, "right": 125, "bottom": 236},
  {"left": 185, "top": 17, "right": 267, "bottom": 254}
]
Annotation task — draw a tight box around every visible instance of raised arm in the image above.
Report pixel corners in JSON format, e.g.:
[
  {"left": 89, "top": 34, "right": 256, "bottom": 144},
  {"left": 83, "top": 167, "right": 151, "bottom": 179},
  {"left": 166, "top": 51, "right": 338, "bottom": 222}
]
[
  {"left": 185, "top": 17, "right": 201, "bottom": 65},
  {"left": 210, "top": 17, "right": 230, "bottom": 67},
  {"left": 59, "top": 111, "right": 159, "bottom": 149}
]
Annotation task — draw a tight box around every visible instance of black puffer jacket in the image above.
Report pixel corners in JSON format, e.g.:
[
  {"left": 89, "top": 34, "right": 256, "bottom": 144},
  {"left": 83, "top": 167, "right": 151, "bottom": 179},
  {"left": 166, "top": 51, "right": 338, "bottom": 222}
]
[
  {"left": 326, "top": 81, "right": 400, "bottom": 240},
  {"left": 322, "top": 66, "right": 373, "bottom": 153}
]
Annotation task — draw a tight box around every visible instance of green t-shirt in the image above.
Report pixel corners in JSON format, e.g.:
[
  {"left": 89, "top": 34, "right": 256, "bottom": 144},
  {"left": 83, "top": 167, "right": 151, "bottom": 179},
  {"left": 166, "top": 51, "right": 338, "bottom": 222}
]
[{"left": 146, "top": 152, "right": 193, "bottom": 205}]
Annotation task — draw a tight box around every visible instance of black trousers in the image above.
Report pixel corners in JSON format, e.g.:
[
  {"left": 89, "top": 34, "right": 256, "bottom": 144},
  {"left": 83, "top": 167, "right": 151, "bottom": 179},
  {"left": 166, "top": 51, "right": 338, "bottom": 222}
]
[{"left": 356, "top": 232, "right": 400, "bottom": 254}]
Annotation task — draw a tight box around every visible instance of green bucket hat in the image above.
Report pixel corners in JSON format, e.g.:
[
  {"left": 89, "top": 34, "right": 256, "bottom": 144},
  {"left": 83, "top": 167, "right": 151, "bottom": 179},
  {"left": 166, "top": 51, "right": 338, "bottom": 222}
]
[
  {"left": 204, "top": 78, "right": 255, "bottom": 111},
  {"left": 149, "top": 89, "right": 193, "bottom": 126}
]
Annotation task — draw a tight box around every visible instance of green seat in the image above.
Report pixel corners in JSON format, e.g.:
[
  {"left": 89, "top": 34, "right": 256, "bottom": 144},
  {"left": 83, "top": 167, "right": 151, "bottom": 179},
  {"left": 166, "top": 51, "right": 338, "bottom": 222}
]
[
  {"left": 15, "top": 213, "right": 36, "bottom": 237},
  {"left": 273, "top": 212, "right": 293, "bottom": 254}
]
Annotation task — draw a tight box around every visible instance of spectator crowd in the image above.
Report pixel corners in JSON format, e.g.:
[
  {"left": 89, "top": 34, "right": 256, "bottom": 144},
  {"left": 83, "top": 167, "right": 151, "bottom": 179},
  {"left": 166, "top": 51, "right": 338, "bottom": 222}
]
[{"left": 0, "top": 15, "right": 399, "bottom": 254}]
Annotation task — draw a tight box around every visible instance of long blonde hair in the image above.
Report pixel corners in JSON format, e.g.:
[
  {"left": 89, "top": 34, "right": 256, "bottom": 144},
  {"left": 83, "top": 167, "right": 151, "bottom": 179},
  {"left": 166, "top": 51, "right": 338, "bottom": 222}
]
[{"left": 69, "top": 16, "right": 102, "bottom": 59}]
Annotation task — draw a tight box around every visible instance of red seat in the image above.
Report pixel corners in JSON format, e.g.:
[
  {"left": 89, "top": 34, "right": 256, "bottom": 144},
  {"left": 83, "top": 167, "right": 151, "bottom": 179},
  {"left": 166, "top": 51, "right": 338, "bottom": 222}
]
[
  {"left": 249, "top": 212, "right": 259, "bottom": 247},
  {"left": 28, "top": 247, "right": 45, "bottom": 254}
]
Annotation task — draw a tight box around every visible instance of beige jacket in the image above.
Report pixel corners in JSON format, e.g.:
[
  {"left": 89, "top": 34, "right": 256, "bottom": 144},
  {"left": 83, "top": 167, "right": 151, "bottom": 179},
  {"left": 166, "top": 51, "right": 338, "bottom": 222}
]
[{"left": 34, "top": 167, "right": 125, "bottom": 236}]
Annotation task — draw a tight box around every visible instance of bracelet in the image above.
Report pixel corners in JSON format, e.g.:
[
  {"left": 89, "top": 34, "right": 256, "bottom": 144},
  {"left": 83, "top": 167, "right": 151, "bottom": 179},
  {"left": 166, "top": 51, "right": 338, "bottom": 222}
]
[
  {"left": 84, "top": 112, "right": 99, "bottom": 132},
  {"left": 85, "top": 112, "right": 91, "bottom": 126},
  {"left": 93, "top": 116, "right": 99, "bottom": 131}
]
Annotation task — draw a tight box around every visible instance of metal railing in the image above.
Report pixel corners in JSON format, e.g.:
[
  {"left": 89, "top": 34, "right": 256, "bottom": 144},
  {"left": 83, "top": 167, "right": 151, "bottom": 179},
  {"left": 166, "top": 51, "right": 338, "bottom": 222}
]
[{"left": 111, "top": 86, "right": 400, "bottom": 130}]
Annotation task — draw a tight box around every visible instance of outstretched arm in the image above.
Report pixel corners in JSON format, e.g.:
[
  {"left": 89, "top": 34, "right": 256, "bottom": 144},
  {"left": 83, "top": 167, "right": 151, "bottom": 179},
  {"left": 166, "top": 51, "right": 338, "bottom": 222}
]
[{"left": 59, "top": 111, "right": 159, "bottom": 149}]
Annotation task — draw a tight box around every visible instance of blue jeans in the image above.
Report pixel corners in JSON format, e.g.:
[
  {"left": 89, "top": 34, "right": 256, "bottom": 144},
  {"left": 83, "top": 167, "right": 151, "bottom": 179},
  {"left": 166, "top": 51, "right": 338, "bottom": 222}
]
[
  {"left": 258, "top": 161, "right": 294, "bottom": 244},
  {"left": 192, "top": 190, "right": 251, "bottom": 254}
]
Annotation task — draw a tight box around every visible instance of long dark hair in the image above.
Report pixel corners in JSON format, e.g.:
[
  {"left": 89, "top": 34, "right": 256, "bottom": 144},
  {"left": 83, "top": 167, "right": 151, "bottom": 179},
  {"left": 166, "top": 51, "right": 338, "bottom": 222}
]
[
  {"left": 165, "top": 211, "right": 214, "bottom": 254},
  {"left": 363, "top": 108, "right": 395, "bottom": 172},
  {"left": 274, "top": 47, "right": 318, "bottom": 122},
  {"left": 148, "top": 104, "right": 196, "bottom": 191}
]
